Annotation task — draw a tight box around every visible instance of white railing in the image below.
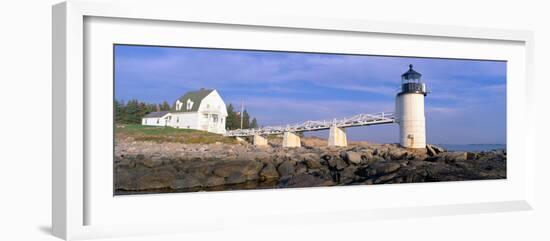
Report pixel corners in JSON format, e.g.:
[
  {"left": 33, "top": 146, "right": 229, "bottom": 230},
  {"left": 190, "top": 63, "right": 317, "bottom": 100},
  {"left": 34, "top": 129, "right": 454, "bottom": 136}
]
[{"left": 225, "top": 112, "right": 395, "bottom": 137}]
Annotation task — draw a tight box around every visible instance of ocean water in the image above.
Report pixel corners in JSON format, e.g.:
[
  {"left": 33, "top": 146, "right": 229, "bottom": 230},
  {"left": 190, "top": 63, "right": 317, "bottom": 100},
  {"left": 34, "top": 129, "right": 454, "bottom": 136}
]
[{"left": 437, "top": 144, "right": 506, "bottom": 152}]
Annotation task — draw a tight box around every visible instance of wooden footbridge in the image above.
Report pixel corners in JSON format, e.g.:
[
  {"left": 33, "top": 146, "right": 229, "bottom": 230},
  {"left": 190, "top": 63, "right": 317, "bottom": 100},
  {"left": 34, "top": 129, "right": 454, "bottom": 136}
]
[{"left": 224, "top": 112, "right": 396, "bottom": 147}]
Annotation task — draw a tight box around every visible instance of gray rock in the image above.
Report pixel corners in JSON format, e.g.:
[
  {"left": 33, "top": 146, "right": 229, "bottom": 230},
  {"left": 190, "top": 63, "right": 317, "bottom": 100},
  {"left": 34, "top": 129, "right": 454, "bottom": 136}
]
[
  {"left": 114, "top": 169, "right": 135, "bottom": 190},
  {"left": 339, "top": 166, "right": 359, "bottom": 184},
  {"left": 186, "top": 162, "right": 214, "bottom": 175},
  {"left": 388, "top": 148, "right": 408, "bottom": 160},
  {"left": 343, "top": 151, "right": 362, "bottom": 165},
  {"left": 142, "top": 156, "right": 164, "bottom": 168},
  {"left": 375, "top": 173, "right": 398, "bottom": 184},
  {"left": 170, "top": 177, "right": 202, "bottom": 189},
  {"left": 260, "top": 162, "right": 279, "bottom": 181},
  {"left": 203, "top": 176, "right": 225, "bottom": 187},
  {"left": 301, "top": 153, "right": 322, "bottom": 169},
  {"left": 277, "top": 160, "right": 295, "bottom": 177},
  {"left": 426, "top": 145, "right": 436, "bottom": 156},
  {"left": 212, "top": 160, "right": 262, "bottom": 178},
  {"left": 427, "top": 144, "right": 445, "bottom": 154},
  {"left": 115, "top": 139, "right": 507, "bottom": 193},
  {"left": 295, "top": 163, "right": 308, "bottom": 174},
  {"left": 285, "top": 173, "right": 334, "bottom": 188},
  {"left": 327, "top": 157, "right": 348, "bottom": 170},
  {"left": 361, "top": 151, "right": 374, "bottom": 162},
  {"left": 371, "top": 162, "right": 401, "bottom": 175},
  {"left": 225, "top": 172, "right": 247, "bottom": 185},
  {"left": 136, "top": 167, "right": 177, "bottom": 190},
  {"left": 442, "top": 152, "right": 467, "bottom": 162}
]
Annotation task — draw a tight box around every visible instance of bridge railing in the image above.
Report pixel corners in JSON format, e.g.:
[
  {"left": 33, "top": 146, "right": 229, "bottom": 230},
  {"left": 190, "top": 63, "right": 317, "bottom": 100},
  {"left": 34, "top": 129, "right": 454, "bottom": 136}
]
[{"left": 225, "top": 112, "right": 395, "bottom": 137}]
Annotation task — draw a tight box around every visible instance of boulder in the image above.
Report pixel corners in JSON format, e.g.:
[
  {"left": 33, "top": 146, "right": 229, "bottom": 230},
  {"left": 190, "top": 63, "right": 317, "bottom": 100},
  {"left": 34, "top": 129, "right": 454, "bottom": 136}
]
[
  {"left": 114, "top": 169, "right": 135, "bottom": 190},
  {"left": 339, "top": 166, "right": 359, "bottom": 184},
  {"left": 361, "top": 151, "right": 374, "bottom": 162},
  {"left": 142, "top": 155, "right": 165, "bottom": 168},
  {"left": 342, "top": 151, "right": 362, "bottom": 165},
  {"left": 277, "top": 160, "right": 295, "bottom": 177},
  {"left": 186, "top": 162, "right": 214, "bottom": 175},
  {"left": 260, "top": 162, "right": 280, "bottom": 181},
  {"left": 136, "top": 167, "right": 177, "bottom": 190},
  {"left": 212, "top": 160, "right": 262, "bottom": 178},
  {"left": 170, "top": 177, "right": 202, "bottom": 189},
  {"left": 225, "top": 172, "right": 248, "bottom": 185},
  {"left": 442, "top": 152, "right": 468, "bottom": 162},
  {"left": 426, "top": 145, "right": 437, "bottom": 156},
  {"left": 300, "top": 153, "right": 322, "bottom": 169},
  {"left": 375, "top": 173, "right": 398, "bottom": 184},
  {"left": 327, "top": 157, "right": 348, "bottom": 170},
  {"left": 371, "top": 162, "right": 401, "bottom": 176},
  {"left": 203, "top": 176, "right": 225, "bottom": 187},
  {"left": 388, "top": 148, "right": 408, "bottom": 160},
  {"left": 295, "top": 163, "right": 308, "bottom": 174},
  {"left": 285, "top": 173, "right": 334, "bottom": 188},
  {"left": 427, "top": 144, "right": 446, "bottom": 154}
]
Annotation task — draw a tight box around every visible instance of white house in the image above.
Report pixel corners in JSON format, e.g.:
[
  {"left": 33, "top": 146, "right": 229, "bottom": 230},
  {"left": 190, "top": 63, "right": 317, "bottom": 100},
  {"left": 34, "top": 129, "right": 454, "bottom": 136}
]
[
  {"left": 141, "top": 111, "right": 170, "bottom": 126},
  {"left": 142, "top": 89, "right": 228, "bottom": 134}
]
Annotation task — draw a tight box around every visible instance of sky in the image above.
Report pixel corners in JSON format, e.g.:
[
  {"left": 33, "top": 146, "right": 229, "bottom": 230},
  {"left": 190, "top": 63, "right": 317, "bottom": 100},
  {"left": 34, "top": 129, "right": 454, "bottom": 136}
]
[{"left": 114, "top": 45, "right": 507, "bottom": 144}]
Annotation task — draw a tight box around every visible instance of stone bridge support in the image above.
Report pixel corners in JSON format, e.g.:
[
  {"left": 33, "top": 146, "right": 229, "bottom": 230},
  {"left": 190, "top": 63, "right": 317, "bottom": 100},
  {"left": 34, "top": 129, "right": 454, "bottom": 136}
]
[
  {"left": 328, "top": 126, "right": 347, "bottom": 147},
  {"left": 282, "top": 132, "right": 301, "bottom": 148},
  {"left": 253, "top": 135, "right": 268, "bottom": 147}
]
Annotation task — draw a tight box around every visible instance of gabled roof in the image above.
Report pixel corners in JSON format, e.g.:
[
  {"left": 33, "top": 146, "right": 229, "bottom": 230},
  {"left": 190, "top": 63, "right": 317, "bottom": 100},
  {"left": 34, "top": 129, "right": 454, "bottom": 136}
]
[
  {"left": 143, "top": 111, "right": 170, "bottom": 118},
  {"left": 174, "top": 88, "right": 214, "bottom": 112}
]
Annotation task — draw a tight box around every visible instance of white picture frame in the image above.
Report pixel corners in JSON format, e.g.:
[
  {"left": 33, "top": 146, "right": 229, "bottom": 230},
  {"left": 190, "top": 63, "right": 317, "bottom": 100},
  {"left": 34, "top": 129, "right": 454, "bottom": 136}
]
[{"left": 52, "top": 0, "right": 535, "bottom": 240}]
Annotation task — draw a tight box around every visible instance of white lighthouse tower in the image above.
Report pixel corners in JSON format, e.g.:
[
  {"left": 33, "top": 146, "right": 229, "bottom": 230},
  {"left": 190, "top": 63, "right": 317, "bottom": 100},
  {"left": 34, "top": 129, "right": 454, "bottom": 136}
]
[{"left": 395, "top": 64, "right": 428, "bottom": 149}]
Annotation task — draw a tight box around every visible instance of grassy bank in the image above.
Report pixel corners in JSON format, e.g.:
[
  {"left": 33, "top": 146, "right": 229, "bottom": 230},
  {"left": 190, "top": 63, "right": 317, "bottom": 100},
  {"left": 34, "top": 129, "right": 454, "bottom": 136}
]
[{"left": 115, "top": 124, "right": 237, "bottom": 144}]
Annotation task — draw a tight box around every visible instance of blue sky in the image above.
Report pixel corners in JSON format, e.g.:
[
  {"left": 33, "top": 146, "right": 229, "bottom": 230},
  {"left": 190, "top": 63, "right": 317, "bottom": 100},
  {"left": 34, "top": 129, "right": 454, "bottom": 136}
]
[{"left": 114, "top": 45, "right": 506, "bottom": 144}]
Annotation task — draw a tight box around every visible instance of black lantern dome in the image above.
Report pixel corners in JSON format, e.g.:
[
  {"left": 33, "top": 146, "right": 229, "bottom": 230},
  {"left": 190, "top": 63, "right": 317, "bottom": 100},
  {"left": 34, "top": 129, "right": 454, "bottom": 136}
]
[
  {"left": 401, "top": 64, "right": 422, "bottom": 82},
  {"left": 398, "top": 64, "right": 427, "bottom": 96}
]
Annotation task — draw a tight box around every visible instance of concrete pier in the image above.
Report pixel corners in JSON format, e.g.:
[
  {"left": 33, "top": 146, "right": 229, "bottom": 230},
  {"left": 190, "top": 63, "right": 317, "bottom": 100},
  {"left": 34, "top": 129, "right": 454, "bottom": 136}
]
[
  {"left": 328, "top": 126, "right": 347, "bottom": 147},
  {"left": 253, "top": 135, "right": 268, "bottom": 147},
  {"left": 282, "top": 132, "right": 301, "bottom": 148}
]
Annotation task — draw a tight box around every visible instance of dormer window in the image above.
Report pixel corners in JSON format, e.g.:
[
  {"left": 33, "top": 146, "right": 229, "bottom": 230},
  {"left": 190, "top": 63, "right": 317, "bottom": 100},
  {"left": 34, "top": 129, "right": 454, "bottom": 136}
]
[
  {"left": 175, "top": 100, "right": 183, "bottom": 111},
  {"left": 186, "top": 99, "right": 194, "bottom": 110}
]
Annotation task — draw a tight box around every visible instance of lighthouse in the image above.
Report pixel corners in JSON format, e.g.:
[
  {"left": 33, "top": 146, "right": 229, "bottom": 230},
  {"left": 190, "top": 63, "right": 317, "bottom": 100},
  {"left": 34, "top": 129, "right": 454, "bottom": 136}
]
[{"left": 395, "top": 64, "right": 428, "bottom": 149}]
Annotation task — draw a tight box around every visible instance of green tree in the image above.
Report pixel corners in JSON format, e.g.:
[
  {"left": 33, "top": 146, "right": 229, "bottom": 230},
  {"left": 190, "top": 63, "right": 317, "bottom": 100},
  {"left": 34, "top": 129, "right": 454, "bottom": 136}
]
[
  {"left": 114, "top": 99, "right": 125, "bottom": 124},
  {"left": 250, "top": 118, "right": 258, "bottom": 129},
  {"left": 161, "top": 101, "right": 171, "bottom": 111},
  {"left": 124, "top": 99, "right": 140, "bottom": 124},
  {"left": 242, "top": 110, "right": 250, "bottom": 129},
  {"left": 226, "top": 104, "right": 239, "bottom": 130}
]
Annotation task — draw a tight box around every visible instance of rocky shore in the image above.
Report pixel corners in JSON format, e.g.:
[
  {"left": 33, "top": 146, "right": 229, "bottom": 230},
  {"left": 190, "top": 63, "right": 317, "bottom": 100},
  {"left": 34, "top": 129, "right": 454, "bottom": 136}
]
[{"left": 114, "top": 137, "right": 506, "bottom": 194}]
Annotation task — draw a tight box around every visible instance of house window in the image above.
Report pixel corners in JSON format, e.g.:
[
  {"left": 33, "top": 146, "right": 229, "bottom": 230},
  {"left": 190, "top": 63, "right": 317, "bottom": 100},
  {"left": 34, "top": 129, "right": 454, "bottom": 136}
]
[
  {"left": 176, "top": 117, "right": 179, "bottom": 123},
  {"left": 212, "top": 114, "right": 218, "bottom": 123},
  {"left": 175, "top": 100, "right": 183, "bottom": 111},
  {"left": 186, "top": 99, "right": 194, "bottom": 110},
  {"left": 156, "top": 119, "right": 159, "bottom": 124}
]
